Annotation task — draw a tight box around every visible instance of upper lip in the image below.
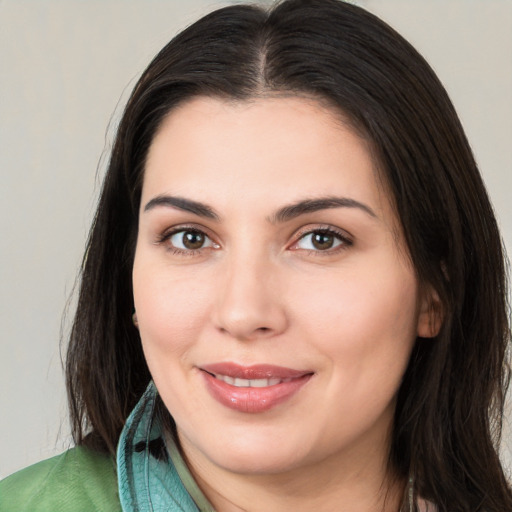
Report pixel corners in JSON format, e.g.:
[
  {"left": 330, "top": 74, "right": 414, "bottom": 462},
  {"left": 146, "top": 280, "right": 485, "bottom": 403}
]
[{"left": 200, "top": 362, "right": 312, "bottom": 380}]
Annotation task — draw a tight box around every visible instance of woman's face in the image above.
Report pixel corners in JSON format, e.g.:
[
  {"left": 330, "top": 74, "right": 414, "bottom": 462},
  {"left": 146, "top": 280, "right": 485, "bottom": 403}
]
[{"left": 133, "top": 96, "right": 435, "bottom": 477}]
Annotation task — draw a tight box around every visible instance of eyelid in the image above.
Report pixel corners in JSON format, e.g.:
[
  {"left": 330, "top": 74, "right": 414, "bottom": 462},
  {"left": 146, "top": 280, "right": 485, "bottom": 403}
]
[
  {"left": 155, "top": 223, "right": 220, "bottom": 252},
  {"left": 288, "top": 224, "right": 353, "bottom": 252}
]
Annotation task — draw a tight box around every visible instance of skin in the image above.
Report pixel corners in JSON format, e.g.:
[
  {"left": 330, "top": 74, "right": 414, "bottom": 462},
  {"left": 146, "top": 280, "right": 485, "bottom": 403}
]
[{"left": 132, "top": 96, "right": 438, "bottom": 511}]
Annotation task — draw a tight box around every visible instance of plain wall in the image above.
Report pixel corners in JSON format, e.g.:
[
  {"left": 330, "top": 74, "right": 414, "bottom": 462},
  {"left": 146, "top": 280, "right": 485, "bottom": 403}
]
[{"left": 1, "top": 0, "right": 511, "bottom": 479}]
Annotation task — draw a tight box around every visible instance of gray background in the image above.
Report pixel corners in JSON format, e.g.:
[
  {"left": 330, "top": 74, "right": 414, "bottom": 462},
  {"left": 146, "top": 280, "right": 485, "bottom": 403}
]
[{"left": 1, "top": 0, "right": 511, "bottom": 479}]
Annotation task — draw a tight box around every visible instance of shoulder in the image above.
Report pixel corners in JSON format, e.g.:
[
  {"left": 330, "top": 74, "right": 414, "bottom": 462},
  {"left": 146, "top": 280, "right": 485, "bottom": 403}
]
[{"left": 0, "top": 445, "right": 121, "bottom": 512}]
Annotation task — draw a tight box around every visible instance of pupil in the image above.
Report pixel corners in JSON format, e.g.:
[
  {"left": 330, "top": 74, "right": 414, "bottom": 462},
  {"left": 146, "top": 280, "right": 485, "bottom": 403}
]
[
  {"left": 183, "top": 231, "right": 204, "bottom": 249},
  {"left": 312, "top": 233, "right": 334, "bottom": 250}
]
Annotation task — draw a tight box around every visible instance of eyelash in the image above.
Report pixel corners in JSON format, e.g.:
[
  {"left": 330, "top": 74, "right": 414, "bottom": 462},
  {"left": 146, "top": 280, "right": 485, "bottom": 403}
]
[
  {"left": 156, "top": 225, "right": 219, "bottom": 256},
  {"left": 155, "top": 225, "right": 353, "bottom": 256},
  {"left": 289, "top": 226, "right": 353, "bottom": 256}
]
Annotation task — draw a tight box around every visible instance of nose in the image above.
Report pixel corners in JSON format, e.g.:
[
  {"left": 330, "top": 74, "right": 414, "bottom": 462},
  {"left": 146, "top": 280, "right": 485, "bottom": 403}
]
[{"left": 213, "top": 252, "right": 288, "bottom": 341}]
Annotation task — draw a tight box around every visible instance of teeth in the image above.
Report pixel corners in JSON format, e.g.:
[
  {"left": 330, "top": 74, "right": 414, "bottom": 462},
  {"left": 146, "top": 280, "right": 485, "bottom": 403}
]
[
  {"left": 215, "top": 375, "right": 286, "bottom": 387},
  {"left": 223, "top": 375, "right": 235, "bottom": 385},
  {"left": 251, "top": 378, "right": 279, "bottom": 387}
]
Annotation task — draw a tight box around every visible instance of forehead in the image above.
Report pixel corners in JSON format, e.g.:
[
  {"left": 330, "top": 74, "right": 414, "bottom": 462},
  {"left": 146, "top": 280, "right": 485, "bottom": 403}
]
[{"left": 142, "top": 96, "right": 394, "bottom": 224}]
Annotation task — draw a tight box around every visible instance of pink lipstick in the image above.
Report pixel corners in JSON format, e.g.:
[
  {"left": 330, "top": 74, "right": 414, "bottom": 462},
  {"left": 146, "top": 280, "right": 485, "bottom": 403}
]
[{"left": 200, "top": 363, "right": 313, "bottom": 413}]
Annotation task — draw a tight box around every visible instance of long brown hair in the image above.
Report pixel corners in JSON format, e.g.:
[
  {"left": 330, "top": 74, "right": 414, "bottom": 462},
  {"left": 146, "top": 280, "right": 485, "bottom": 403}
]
[{"left": 66, "top": 1, "right": 511, "bottom": 509}]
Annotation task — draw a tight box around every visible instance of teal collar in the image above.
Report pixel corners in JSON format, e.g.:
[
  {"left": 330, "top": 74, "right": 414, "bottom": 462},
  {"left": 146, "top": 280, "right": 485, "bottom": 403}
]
[{"left": 117, "top": 382, "right": 215, "bottom": 512}]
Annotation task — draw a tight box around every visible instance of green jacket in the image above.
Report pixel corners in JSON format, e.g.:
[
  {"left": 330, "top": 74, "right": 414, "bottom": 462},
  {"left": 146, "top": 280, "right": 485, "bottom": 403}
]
[
  {"left": 0, "top": 446, "right": 121, "bottom": 511},
  {"left": 0, "top": 383, "right": 213, "bottom": 512}
]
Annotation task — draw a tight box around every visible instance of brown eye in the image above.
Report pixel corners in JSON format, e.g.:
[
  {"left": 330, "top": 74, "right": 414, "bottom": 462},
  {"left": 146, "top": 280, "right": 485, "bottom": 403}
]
[
  {"left": 182, "top": 231, "right": 205, "bottom": 249},
  {"left": 293, "top": 229, "right": 350, "bottom": 252},
  {"left": 311, "top": 232, "right": 335, "bottom": 250},
  {"left": 168, "top": 229, "right": 216, "bottom": 251}
]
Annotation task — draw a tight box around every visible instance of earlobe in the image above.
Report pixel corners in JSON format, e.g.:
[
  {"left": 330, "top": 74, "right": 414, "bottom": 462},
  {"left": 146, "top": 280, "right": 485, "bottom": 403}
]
[{"left": 416, "top": 287, "right": 443, "bottom": 338}]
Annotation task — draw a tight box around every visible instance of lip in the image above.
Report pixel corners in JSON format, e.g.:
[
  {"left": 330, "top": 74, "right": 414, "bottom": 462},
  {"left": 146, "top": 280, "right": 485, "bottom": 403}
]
[{"left": 199, "top": 362, "right": 313, "bottom": 413}]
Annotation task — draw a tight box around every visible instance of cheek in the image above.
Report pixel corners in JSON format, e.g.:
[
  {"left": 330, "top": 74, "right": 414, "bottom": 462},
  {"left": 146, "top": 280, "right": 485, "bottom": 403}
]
[
  {"left": 290, "top": 262, "right": 419, "bottom": 439},
  {"left": 290, "top": 259, "right": 419, "bottom": 378},
  {"left": 132, "top": 259, "right": 214, "bottom": 361}
]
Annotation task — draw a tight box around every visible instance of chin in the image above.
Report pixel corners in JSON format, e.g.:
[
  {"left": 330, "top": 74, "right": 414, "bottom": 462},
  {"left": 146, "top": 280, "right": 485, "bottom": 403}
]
[{"left": 179, "top": 425, "right": 312, "bottom": 476}]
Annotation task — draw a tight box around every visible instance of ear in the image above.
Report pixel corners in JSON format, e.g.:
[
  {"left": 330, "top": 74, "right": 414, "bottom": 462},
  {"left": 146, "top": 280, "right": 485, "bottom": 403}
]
[{"left": 416, "top": 286, "right": 443, "bottom": 338}]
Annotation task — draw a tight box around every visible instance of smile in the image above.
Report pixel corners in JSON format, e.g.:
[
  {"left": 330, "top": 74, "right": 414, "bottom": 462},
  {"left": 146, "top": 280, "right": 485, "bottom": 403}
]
[
  {"left": 212, "top": 374, "right": 292, "bottom": 387},
  {"left": 199, "top": 363, "right": 313, "bottom": 413}
]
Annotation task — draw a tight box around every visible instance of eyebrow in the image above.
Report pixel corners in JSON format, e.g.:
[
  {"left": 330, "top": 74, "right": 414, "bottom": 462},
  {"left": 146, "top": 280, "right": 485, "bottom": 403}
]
[
  {"left": 143, "top": 194, "right": 377, "bottom": 223},
  {"left": 269, "top": 196, "right": 377, "bottom": 223},
  {"left": 144, "top": 195, "right": 220, "bottom": 220}
]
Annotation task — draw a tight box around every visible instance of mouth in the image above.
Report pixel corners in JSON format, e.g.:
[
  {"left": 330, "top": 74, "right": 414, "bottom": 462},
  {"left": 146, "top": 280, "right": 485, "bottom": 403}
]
[
  {"left": 199, "top": 363, "right": 314, "bottom": 413},
  {"left": 208, "top": 374, "right": 292, "bottom": 388}
]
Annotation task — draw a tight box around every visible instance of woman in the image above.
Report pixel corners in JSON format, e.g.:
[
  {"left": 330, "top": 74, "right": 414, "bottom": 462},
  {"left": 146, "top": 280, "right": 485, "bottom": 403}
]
[{"left": 1, "top": 0, "right": 510, "bottom": 510}]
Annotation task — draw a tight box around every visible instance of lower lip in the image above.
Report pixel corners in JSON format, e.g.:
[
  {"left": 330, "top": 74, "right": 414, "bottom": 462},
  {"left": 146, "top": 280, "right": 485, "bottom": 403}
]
[{"left": 201, "top": 371, "right": 312, "bottom": 413}]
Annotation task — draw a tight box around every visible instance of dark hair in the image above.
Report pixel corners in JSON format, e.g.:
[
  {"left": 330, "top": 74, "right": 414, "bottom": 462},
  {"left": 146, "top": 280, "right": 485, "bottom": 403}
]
[{"left": 66, "top": 0, "right": 511, "bottom": 510}]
